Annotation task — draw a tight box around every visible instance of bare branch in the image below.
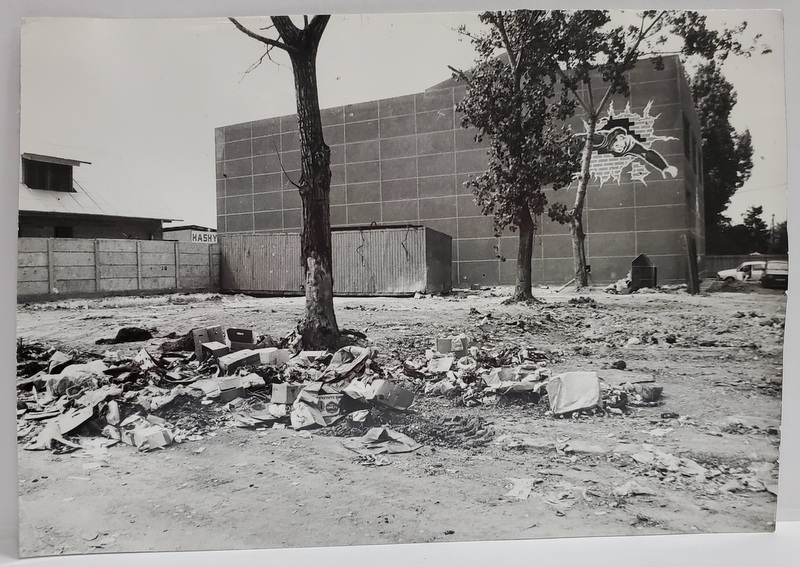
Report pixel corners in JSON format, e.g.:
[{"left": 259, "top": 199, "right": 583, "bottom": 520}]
[
  {"left": 495, "top": 12, "right": 519, "bottom": 72},
  {"left": 552, "top": 64, "right": 591, "bottom": 115},
  {"left": 272, "top": 138, "right": 303, "bottom": 190},
  {"left": 229, "top": 17, "right": 295, "bottom": 54},
  {"left": 238, "top": 50, "right": 270, "bottom": 83},
  {"left": 448, "top": 65, "right": 473, "bottom": 87},
  {"left": 304, "top": 15, "right": 309, "bottom": 28}
]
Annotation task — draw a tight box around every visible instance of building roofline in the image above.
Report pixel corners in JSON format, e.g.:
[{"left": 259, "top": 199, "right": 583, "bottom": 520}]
[
  {"left": 163, "top": 225, "right": 216, "bottom": 232},
  {"left": 18, "top": 210, "right": 181, "bottom": 223},
  {"left": 22, "top": 153, "right": 91, "bottom": 167}
]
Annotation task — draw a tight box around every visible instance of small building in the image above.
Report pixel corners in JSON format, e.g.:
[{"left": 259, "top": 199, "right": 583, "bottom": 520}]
[
  {"left": 163, "top": 225, "right": 218, "bottom": 244},
  {"left": 18, "top": 153, "right": 178, "bottom": 239}
]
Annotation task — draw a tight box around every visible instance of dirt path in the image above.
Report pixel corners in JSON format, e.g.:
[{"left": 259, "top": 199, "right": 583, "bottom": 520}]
[{"left": 16, "top": 285, "right": 786, "bottom": 556}]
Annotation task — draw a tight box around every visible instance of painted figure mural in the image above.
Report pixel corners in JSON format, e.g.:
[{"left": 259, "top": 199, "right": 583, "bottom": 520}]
[{"left": 586, "top": 101, "right": 679, "bottom": 186}]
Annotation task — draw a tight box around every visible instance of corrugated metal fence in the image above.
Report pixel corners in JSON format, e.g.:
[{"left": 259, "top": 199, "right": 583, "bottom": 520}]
[
  {"left": 18, "top": 237, "right": 220, "bottom": 301},
  {"left": 219, "top": 227, "right": 451, "bottom": 296}
]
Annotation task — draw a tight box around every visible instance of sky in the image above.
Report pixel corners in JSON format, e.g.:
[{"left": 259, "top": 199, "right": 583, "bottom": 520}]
[{"left": 19, "top": 10, "right": 786, "bottom": 229}]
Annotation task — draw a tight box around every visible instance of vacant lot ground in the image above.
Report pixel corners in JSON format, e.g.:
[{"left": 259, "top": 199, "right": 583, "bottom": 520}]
[{"left": 15, "top": 284, "right": 786, "bottom": 556}]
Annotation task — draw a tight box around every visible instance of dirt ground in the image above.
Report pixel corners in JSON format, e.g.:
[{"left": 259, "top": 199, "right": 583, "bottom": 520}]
[{"left": 15, "top": 283, "right": 786, "bottom": 557}]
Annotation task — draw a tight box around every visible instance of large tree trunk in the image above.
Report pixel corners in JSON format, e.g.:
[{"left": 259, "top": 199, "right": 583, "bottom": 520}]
[
  {"left": 571, "top": 114, "right": 598, "bottom": 289},
  {"left": 287, "top": 32, "right": 340, "bottom": 349},
  {"left": 513, "top": 205, "right": 535, "bottom": 301}
]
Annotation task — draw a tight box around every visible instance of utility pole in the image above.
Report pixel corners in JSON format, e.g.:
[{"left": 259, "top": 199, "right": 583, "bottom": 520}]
[{"left": 770, "top": 214, "right": 776, "bottom": 252}]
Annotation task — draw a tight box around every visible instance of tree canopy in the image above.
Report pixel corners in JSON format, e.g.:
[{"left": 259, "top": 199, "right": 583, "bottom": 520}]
[
  {"left": 454, "top": 12, "right": 581, "bottom": 299},
  {"left": 691, "top": 60, "right": 754, "bottom": 243}
]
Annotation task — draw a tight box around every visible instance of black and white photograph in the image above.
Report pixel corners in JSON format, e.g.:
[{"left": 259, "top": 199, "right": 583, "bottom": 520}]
[{"left": 4, "top": 1, "right": 798, "bottom": 565}]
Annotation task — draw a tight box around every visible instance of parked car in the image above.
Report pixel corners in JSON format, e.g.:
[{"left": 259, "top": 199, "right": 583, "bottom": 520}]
[
  {"left": 760, "top": 260, "right": 789, "bottom": 290},
  {"left": 716, "top": 261, "right": 766, "bottom": 283}
]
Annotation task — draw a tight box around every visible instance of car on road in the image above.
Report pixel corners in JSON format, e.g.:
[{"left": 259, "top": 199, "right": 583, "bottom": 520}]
[
  {"left": 716, "top": 260, "right": 766, "bottom": 283},
  {"left": 760, "top": 260, "right": 789, "bottom": 290}
]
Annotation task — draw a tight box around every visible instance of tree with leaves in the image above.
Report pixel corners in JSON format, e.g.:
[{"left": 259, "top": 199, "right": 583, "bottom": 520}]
[
  {"left": 229, "top": 16, "right": 340, "bottom": 349},
  {"left": 453, "top": 12, "right": 581, "bottom": 301},
  {"left": 523, "top": 10, "right": 767, "bottom": 288},
  {"left": 691, "top": 60, "right": 754, "bottom": 252},
  {"left": 768, "top": 220, "right": 788, "bottom": 255},
  {"left": 743, "top": 205, "right": 769, "bottom": 253}
]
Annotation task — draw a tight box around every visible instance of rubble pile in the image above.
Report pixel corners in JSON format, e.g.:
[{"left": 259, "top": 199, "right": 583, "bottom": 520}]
[
  {"left": 397, "top": 333, "right": 665, "bottom": 416},
  {"left": 628, "top": 444, "right": 779, "bottom": 497},
  {"left": 16, "top": 318, "right": 671, "bottom": 464},
  {"left": 16, "top": 325, "right": 419, "bottom": 456}
]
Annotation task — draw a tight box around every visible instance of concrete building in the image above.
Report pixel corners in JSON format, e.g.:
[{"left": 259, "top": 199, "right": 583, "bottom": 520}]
[
  {"left": 18, "top": 153, "right": 177, "bottom": 239},
  {"left": 215, "top": 56, "right": 704, "bottom": 286}
]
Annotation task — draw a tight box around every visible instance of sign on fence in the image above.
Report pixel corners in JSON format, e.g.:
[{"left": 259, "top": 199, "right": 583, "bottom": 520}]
[{"left": 191, "top": 231, "right": 217, "bottom": 244}]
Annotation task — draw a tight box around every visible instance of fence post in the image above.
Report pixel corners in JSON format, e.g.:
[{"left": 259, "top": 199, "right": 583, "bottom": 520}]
[
  {"left": 174, "top": 241, "right": 181, "bottom": 290},
  {"left": 208, "top": 244, "right": 214, "bottom": 290},
  {"left": 94, "top": 240, "right": 102, "bottom": 293},
  {"left": 47, "top": 238, "right": 56, "bottom": 293},
  {"left": 136, "top": 241, "right": 143, "bottom": 290}
]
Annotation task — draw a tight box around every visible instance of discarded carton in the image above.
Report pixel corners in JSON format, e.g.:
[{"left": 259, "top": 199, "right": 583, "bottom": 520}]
[
  {"left": 427, "top": 355, "right": 455, "bottom": 373},
  {"left": 192, "top": 326, "right": 225, "bottom": 360},
  {"left": 290, "top": 383, "right": 353, "bottom": 429},
  {"left": 546, "top": 371, "right": 601, "bottom": 415},
  {"left": 240, "top": 373, "right": 265, "bottom": 389},
  {"left": 253, "top": 348, "right": 292, "bottom": 366},
  {"left": 217, "top": 350, "right": 260, "bottom": 374},
  {"left": 226, "top": 328, "right": 256, "bottom": 352},
  {"left": 324, "top": 347, "right": 374, "bottom": 379},
  {"left": 115, "top": 415, "right": 175, "bottom": 451},
  {"left": 201, "top": 341, "right": 230, "bottom": 359},
  {"left": 218, "top": 376, "right": 245, "bottom": 403},
  {"left": 369, "top": 379, "right": 414, "bottom": 410},
  {"left": 271, "top": 383, "right": 302, "bottom": 405},
  {"left": 435, "top": 334, "right": 470, "bottom": 358}
]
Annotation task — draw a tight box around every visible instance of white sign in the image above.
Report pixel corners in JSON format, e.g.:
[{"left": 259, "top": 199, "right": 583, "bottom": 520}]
[{"left": 191, "top": 231, "right": 217, "bottom": 244}]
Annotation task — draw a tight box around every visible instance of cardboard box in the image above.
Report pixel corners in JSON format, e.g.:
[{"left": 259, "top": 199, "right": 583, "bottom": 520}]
[
  {"left": 217, "top": 349, "right": 260, "bottom": 374},
  {"left": 253, "top": 348, "right": 292, "bottom": 366},
  {"left": 201, "top": 341, "right": 230, "bottom": 359},
  {"left": 315, "top": 393, "right": 344, "bottom": 418},
  {"left": 435, "top": 334, "right": 470, "bottom": 358},
  {"left": 219, "top": 386, "right": 245, "bottom": 404},
  {"left": 271, "top": 383, "right": 302, "bottom": 405},
  {"left": 226, "top": 328, "right": 256, "bottom": 352},
  {"left": 218, "top": 376, "right": 243, "bottom": 390},
  {"left": 192, "top": 326, "right": 225, "bottom": 360},
  {"left": 370, "top": 379, "right": 414, "bottom": 410}
]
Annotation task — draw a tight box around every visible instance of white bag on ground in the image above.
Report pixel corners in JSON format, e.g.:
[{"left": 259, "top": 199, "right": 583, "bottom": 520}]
[{"left": 546, "top": 372, "right": 600, "bottom": 415}]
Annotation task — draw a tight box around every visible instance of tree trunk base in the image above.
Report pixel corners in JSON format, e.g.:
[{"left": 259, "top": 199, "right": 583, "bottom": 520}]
[{"left": 502, "top": 293, "right": 544, "bottom": 305}]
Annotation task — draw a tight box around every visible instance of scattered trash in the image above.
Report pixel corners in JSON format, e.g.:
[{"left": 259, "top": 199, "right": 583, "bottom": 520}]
[
  {"left": 342, "top": 427, "right": 421, "bottom": 455},
  {"left": 547, "top": 372, "right": 601, "bottom": 415},
  {"left": 613, "top": 480, "right": 656, "bottom": 498},
  {"left": 504, "top": 478, "right": 536, "bottom": 500},
  {"left": 435, "top": 334, "right": 471, "bottom": 358}
]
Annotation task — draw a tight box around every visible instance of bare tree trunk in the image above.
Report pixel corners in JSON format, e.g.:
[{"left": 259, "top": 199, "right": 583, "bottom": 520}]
[
  {"left": 286, "top": 28, "right": 340, "bottom": 349},
  {"left": 513, "top": 205, "right": 535, "bottom": 301},
  {"left": 571, "top": 114, "right": 597, "bottom": 289}
]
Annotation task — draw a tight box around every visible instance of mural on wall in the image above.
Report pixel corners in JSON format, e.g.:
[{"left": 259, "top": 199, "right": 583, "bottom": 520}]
[{"left": 586, "top": 101, "right": 678, "bottom": 186}]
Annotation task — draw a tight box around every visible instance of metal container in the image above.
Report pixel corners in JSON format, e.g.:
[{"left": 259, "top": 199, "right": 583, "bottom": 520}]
[
  {"left": 630, "top": 253, "right": 657, "bottom": 291},
  {"left": 219, "top": 226, "right": 452, "bottom": 296}
]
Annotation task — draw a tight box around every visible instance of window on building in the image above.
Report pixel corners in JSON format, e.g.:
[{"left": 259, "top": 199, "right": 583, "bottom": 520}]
[
  {"left": 22, "top": 156, "right": 76, "bottom": 192},
  {"left": 54, "top": 226, "right": 74, "bottom": 238}
]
